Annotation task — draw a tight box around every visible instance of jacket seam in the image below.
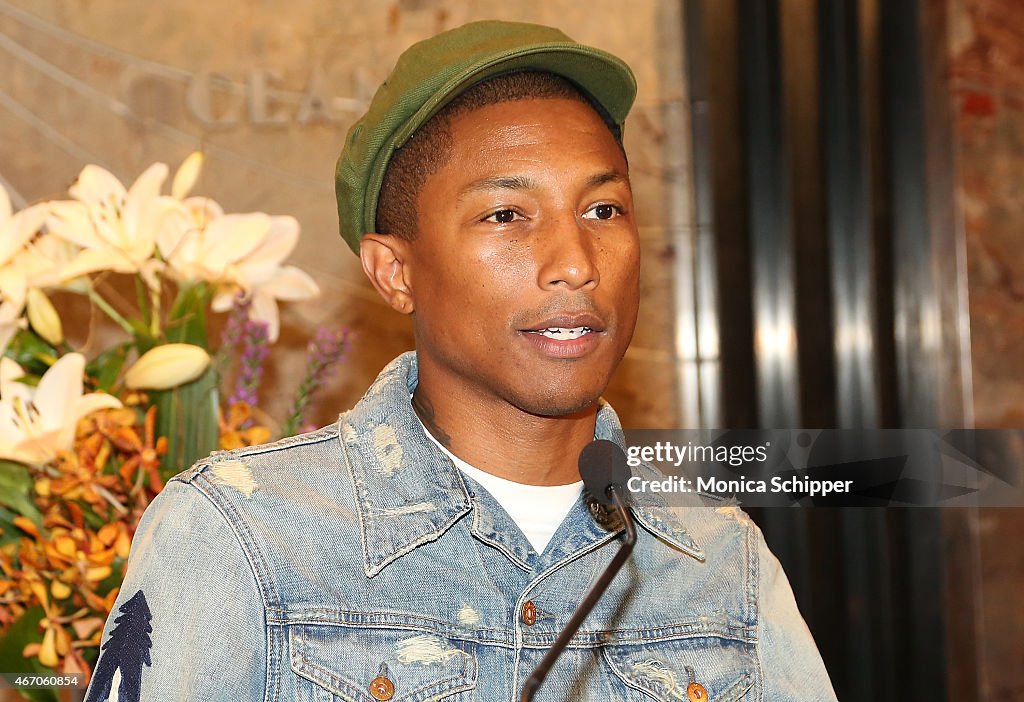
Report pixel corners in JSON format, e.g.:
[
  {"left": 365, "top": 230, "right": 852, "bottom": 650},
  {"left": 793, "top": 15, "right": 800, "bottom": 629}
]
[
  {"left": 265, "top": 599, "right": 758, "bottom": 644},
  {"left": 185, "top": 475, "right": 280, "bottom": 701},
  {"left": 752, "top": 526, "right": 766, "bottom": 701},
  {"left": 207, "top": 424, "right": 340, "bottom": 461},
  {"left": 338, "top": 423, "right": 376, "bottom": 578}
]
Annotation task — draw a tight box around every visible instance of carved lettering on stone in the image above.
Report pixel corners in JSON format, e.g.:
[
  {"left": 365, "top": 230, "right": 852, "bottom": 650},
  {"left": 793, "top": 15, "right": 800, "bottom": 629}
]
[
  {"left": 186, "top": 71, "right": 241, "bottom": 127},
  {"left": 248, "top": 70, "right": 289, "bottom": 126}
]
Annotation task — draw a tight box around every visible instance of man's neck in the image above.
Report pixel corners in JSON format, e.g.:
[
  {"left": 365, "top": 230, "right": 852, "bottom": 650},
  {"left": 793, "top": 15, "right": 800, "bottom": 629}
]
[{"left": 411, "top": 383, "right": 597, "bottom": 487}]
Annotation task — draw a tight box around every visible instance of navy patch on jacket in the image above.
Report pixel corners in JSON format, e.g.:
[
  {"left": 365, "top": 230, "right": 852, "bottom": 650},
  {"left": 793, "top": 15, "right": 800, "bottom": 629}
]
[{"left": 86, "top": 590, "right": 152, "bottom": 702}]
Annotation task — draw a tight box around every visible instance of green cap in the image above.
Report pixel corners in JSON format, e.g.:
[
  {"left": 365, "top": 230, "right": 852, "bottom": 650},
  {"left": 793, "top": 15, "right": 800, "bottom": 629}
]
[{"left": 334, "top": 20, "right": 637, "bottom": 253}]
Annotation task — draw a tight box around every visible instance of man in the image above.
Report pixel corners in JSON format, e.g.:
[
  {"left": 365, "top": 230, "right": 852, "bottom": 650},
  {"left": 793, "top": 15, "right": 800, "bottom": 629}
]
[{"left": 85, "top": 20, "right": 836, "bottom": 702}]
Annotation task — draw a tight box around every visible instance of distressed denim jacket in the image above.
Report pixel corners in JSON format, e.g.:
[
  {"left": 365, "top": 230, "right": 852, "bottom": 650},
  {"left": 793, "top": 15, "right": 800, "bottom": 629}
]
[{"left": 85, "top": 352, "right": 837, "bottom": 702}]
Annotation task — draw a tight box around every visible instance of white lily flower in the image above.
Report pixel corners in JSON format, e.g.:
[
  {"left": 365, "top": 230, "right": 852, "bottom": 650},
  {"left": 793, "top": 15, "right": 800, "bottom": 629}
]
[
  {"left": 210, "top": 215, "right": 319, "bottom": 341},
  {"left": 0, "top": 353, "right": 121, "bottom": 466},
  {"left": 159, "top": 210, "right": 318, "bottom": 342},
  {"left": 0, "top": 184, "right": 49, "bottom": 313},
  {"left": 10, "top": 233, "right": 88, "bottom": 294},
  {"left": 45, "top": 163, "right": 182, "bottom": 290},
  {"left": 158, "top": 212, "right": 271, "bottom": 284},
  {"left": 181, "top": 196, "right": 224, "bottom": 227},
  {"left": 0, "top": 301, "right": 26, "bottom": 357}
]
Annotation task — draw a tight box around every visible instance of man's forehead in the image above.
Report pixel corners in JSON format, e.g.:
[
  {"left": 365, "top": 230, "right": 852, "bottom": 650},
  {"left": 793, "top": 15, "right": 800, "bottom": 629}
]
[{"left": 438, "top": 101, "right": 632, "bottom": 206}]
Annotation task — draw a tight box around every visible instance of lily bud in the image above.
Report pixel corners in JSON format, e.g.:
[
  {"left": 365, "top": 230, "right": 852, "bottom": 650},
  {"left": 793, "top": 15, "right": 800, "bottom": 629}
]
[
  {"left": 125, "top": 343, "right": 210, "bottom": 390},
  {"left": 26, "top": 288, "right": 63, "bottom": 346},
  {"left": 172, "top": 151, "right": 204, "bottom": 199}
]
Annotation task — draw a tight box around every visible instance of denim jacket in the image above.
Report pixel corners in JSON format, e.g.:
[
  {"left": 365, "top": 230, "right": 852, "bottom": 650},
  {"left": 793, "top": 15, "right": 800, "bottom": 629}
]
[{"left": 85, "top": 352, "right": 836, "bottom": 702}]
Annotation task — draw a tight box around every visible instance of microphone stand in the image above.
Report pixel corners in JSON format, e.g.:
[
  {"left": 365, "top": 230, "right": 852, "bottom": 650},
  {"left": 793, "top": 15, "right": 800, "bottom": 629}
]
[{"left": 519, "top": 484, "right": 637, "bottom": 702}]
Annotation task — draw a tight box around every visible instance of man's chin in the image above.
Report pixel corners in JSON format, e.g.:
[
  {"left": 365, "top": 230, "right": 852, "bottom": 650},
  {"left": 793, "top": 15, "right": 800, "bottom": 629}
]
[
  {"left": 506, "top": 360, "right": 621, "bottom": 418},
  {"left": 514, "top": 387, "right": 607, "bottom": 419}
]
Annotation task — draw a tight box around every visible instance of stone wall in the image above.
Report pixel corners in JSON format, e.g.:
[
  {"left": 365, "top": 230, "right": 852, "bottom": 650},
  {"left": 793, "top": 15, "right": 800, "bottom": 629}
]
[{"left": 0, "top": 0, "right": 692, "bottom": 432}]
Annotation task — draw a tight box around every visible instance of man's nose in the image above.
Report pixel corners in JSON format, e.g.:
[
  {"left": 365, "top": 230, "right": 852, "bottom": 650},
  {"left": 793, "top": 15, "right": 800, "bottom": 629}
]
[{"left": 536, "top": 213, "right": 599, "bottom": 290}]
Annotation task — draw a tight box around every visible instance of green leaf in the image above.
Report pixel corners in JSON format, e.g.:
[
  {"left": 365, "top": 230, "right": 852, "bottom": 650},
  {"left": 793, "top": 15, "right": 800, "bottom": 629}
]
[
  {"left": 0, "top": 505, "right": 23, "bottom": 547},
  {"left": 165, "top": 283, "right": 212, "bottom": 347},
  {"left": 80, "top": 505, "right": 106, "bottom": 531},
  {"left": 129, "top": 318, "right": 156, "bottom": 349},
  {"left": 135, "top": 275, "right": 152, "bottom": 331},
  {"left": 10, "top": 375, "right": 39, "bottom": 389},
  {"left": 150, "top": 282, "right": 217, "bottom": 476},
  {"left": 0, "top": 607, "right": 60, "bottom": 702},
  {"left": 95, "top": 566, "right": 123, "bottom": 598},
  {"left": 0, "top": 460, "right": 43, "bottom": 529},
  {"left": 85, "top": 342, "right": 132, "bottom": 392},
  {"left": 3, "top": 331, "right": 58, "bottom": 376},
  {"left": 152, "top": 366, "right": 220, "bottom": 476}
]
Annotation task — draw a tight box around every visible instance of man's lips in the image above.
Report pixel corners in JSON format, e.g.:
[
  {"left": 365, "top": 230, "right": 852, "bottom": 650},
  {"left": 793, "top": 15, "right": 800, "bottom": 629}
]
[
  {"left": 519, "top": 313, "right": 607, "bottom": 334},
  {"left": 518, "top": 313, "right": 607, "bottom": 357}
]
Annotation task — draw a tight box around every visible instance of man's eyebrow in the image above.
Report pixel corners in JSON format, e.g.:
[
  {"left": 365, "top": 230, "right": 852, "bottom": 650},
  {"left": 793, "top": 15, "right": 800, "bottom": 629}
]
[
  {"left": 457, "top": 175, "right": 538, "bottom": 200},
  {"left": 587, "top": 170, "right": 628, "bottom": 188},
  {"left": 456, "top": 171, "right": 628, "bottom": 200}
]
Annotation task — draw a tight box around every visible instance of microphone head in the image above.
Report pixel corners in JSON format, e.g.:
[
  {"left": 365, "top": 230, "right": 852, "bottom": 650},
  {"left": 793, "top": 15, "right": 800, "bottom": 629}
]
[{"left": 578, "top": 440, "right": 631, "bottom": 506}]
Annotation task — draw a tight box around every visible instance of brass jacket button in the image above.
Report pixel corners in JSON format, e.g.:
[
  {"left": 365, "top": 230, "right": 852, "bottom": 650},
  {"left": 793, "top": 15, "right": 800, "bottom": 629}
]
[
  {"left": 521, "top": 600, "right": 537, "bottom": 625},
  {"left": 687, "top": 681, "right": 708, "bottom": 701},
  {"left": 369, "top": 675, "right": 395, "bottom": 700}
]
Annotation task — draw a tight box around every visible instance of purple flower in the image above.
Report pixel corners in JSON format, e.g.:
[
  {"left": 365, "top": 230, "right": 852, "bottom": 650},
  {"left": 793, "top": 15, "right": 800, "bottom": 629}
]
[
  {"left": 222, "top": 296, "right": 250, "bottom": 344},
  {"left": 282, "top": 326, "right": 351, "bottom": 436},
  {"left": 216, "top": 295, "right": 250, "bottom": 370},
  {"left": 228, "top": 317, "right": 270, "bottom": 410}
]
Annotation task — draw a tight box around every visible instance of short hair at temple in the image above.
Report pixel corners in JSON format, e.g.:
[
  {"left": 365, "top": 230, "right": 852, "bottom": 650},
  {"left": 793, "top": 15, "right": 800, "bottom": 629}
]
[{"left": 374, "top": 70, "right": 623, "bottom": 241}]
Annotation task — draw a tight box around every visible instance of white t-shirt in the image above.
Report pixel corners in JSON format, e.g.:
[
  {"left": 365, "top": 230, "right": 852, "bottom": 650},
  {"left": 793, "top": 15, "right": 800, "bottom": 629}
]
[{"left": 415, "top": 415, "right": 583, "bottom": 553}]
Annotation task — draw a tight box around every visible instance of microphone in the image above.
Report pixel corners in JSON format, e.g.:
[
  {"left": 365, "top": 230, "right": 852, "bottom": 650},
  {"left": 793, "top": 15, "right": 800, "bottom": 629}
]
[{"left": 520, "top": 440, "right": 637, "bottom": 702}]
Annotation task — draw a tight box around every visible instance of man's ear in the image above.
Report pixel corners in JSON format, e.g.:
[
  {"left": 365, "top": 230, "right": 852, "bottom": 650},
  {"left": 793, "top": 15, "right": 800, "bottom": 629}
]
[{"left": 360, "top": 233, "right": 414, "bottom": 314}]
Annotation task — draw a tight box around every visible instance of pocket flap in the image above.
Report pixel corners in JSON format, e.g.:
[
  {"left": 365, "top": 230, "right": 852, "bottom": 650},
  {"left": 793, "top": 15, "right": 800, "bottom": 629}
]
[
  {"left": 603, "top": 639, "right": 755, "bottom": 702},
  {"left": 290, "top": 624, "right": 477, "bottom": 702}
]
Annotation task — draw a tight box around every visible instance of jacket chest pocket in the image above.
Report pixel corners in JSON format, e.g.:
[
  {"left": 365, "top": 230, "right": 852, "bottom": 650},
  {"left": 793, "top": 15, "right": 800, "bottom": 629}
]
[
  {"left": 601, "top": 637, "right": 755, "bottom": 702},
  {"left": 289, "top": 624, "right": 478, "bottom": 702}
]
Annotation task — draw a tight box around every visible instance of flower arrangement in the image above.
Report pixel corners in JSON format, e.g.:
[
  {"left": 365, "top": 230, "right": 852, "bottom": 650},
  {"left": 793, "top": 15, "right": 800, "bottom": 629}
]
[{"left": 0, "top": 155, "right": 350, "bottom": 701}]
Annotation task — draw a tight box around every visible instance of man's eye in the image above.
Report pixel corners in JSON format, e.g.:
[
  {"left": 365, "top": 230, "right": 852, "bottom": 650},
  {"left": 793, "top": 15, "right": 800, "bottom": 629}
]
[
  {"left": 582, "top": 204, "right": 622, "bottom": 220},
  {"left": 483, "top": 209, "right": 521, "bottom": 224}
]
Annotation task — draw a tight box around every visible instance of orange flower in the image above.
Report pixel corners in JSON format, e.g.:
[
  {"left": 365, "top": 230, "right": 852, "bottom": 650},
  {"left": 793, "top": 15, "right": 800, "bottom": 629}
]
[
  {"left": 219, "top": 402, "right": 271, "bottom": 450},
  {"left": 100, "top": 405, "right": 168, "bottom": 492},
  {"left": 2, "top": 354, "right": 283, "bottom": 675}
]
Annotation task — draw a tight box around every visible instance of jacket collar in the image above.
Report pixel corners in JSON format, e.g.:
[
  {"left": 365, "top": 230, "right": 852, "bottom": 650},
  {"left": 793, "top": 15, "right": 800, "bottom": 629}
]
[{"left": 338, "top": 352, "right": 702, "bottom": 578}]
